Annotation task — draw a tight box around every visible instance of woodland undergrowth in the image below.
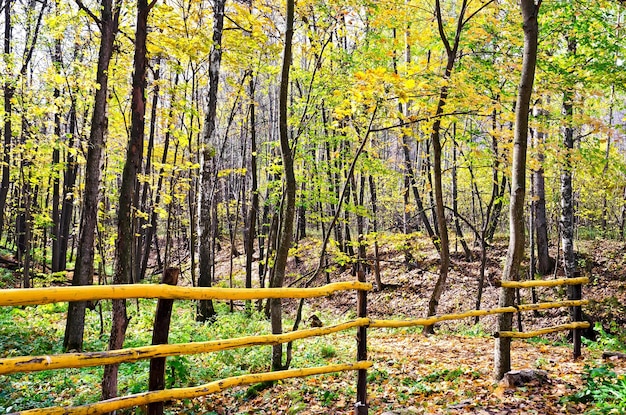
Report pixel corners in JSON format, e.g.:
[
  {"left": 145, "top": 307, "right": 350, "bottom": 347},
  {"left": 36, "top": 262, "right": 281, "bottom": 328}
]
[{"left": 0, "top": 237, "right": 625, "bottom": 414}]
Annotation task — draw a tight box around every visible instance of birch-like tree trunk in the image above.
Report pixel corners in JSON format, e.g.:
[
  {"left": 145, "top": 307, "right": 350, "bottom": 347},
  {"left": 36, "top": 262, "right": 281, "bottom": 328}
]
[{"left": 562, "top": 36, "right": 577, "bottom": 309}]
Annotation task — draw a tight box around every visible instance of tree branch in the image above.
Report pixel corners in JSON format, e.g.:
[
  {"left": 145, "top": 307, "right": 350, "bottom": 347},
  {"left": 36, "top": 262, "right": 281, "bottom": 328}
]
[
  {"left": 75, "top": 0, "right": 101, "bottom": 27},
  {"left": 435, "top": 0, "right": 452, "bottom": 56},
  {"left": 369, "top": 110, "right": 485, "bottom": 133},
  {"left": 462, "top": 0, "right": 496, "bottom": 28}
]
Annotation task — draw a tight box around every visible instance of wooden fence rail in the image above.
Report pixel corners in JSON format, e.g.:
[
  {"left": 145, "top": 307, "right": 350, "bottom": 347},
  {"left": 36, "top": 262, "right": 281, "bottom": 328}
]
[
  {"left": 14, "top": 362, "right": 373, "bottom": 415},
  {"left": 0, "top": 276, "right": 589, "bottom": 415},
  {"left": 0, "top": 318, "right": 371, "bottom": 375},
  {"left": 0, "top": 281, "right": 372, "bottom": 306}
]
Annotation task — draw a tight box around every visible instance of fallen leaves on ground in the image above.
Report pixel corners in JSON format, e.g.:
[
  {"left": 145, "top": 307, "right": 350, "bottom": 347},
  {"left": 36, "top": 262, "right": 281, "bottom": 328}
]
[{"left": 191, "top": 332, "right": 625, "bottom": 415}]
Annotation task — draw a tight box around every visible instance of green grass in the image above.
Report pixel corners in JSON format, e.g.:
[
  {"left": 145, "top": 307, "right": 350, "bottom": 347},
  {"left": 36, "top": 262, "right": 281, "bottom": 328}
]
[{"left": 0, "top": 299, "right": 354, "bottom": 412}]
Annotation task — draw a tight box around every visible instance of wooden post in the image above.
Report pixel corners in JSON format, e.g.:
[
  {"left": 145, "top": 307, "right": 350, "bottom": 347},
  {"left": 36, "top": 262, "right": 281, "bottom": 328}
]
[
  {"left": 148, "top": 267, "right": 180, "bottom": 415},
  {"left": 355, "top": 270, "right": 368, "bottom": 415},
  {"left": 569, "top": 271, "right": 582, "bottom": 359}
]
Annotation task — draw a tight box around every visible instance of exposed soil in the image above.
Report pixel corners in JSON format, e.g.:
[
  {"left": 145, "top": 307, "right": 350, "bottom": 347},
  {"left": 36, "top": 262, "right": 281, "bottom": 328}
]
[
  {"left": 195, "top": 236, "right": 626, "bottom": 414},
  {"left": 2, "top": 236, "right": 625, "bottom": 414},
  {"left": 195, "top": 333, "right": 626, "bottom": 414}
]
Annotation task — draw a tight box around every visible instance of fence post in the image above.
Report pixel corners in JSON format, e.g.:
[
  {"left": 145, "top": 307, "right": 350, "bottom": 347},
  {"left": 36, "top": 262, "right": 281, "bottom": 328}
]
[
  {"left": 569, "top": 272, "right": 582, "bottom": 359},
  {"left": 355, "top": 270, "right": 368, "bottom": 415},
  {"left": 148, "top": 267, "right": 180, "bottom": 415}
]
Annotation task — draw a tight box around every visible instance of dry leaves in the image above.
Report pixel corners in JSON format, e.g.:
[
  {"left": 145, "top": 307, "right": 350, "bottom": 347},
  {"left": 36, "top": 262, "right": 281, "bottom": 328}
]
[{"left": 186, "top": 332, "right": 616, "bottom": 414}]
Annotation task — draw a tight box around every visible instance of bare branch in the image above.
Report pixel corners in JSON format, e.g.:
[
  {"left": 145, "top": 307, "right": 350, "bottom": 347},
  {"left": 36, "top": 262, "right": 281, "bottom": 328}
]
[
  {"left": 435, "top": 0, "right": 452, "bottom": 56},
  {"left": 370, "top": 110, "right": 485, "bottom": 133},
  {"left": 462, "top": 0, "right": 496, "bottom": 28},
  {"left": 75, "top": 0, "right": 101, "bottom": 27}
]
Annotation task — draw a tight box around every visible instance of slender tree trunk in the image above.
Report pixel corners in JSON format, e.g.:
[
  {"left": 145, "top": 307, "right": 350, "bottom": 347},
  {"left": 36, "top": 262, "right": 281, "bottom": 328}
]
[
  {"left": 102, "top": 0, "right": 150, "bottom": 401},
  {"left": 494, "top": 0, "right": 541, "bottom": 380},
  {"left": 136, "top": 61, "right": 161, "bottom": 281},
  {"left": 486, "top": 106, "right": 507, "bottom": 242},
  {"left": 18, "top": 177, "right": 31, "bottom": 288},
  {"left": 0, "top": 0, "right": 12, "bottom": 242},
  {"left": 562, "top": 36, "right": 578, "bottom": 349},
  {"left": 402, "top": 125, "right": 436, "bottom": 246},
  {"left": 486, "top": 174, "right": 507, "bottom": 242},
  {"left": 369, "top": 174, "right": 382, "bottom": 289},
  {"left": 244, "top": 75, "right": 258, "bottom": 311},
  {"left": 452, "top": 124, "right": 472, "bottom": 261},
  {"left": 271, "top": 0, "right": 295, "bottom": 371},
  {"left": 141, "top": 72, "right": 176, "bottom": 281},
  {"left": 51, "top": 30, "right": 63, "bottom": 272},
  {"left": 58, "top": 101, "right": 78, "bottom": 271},
  {"left": 532, "top": 105, "right": 554, "bottom": 275},
  {"left": 197, "top": 0, "right": 225, "bottom": 322},
  {"left": 64, "top": 0, "right": 120, "bottom": 353},
  {"left": 297, "top": 181, "right": 306, "bottom": 241},
  {"left": 425, "top": 0, "right": 468, "bottom": 333}
]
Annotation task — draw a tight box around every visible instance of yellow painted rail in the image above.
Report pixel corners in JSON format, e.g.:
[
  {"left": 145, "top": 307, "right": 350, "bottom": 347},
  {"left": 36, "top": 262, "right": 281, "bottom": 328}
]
[
  {"left": 0, "top": 275, "right": 590, "bottom": 414},
  {"left": 369, "top": 300, "right": 588, "bottom": 328},
  {"left": 11, "top": 361, "right": 372, "bottom": 415},
  {"left": 496, "top": 322, "right": 590, "bottom": 339},
  {"left": 0, "top": 281, "right": 372, "bottom": 307},
  {"left": 0, "top": 318, "right": 371, "bottom": 375},
  {"left": 496, "top": 276, "right": 588, "bottom": 289}
]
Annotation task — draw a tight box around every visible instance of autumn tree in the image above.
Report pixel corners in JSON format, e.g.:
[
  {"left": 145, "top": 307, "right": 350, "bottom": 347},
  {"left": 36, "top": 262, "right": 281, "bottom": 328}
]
[
  {"left": 0, "top": 0, "right": 12, "bottom": 242},
  {"left": 197, "top": 0, "right": 226, "bottom": 322},
  {"left": 64, "top": 0, "right": 121, "bottom": 352},
  {"left": 424, "top": 0, "right": 494, "bottom": 333},
  {"left": 269, "top": 0, "right": 295, "bottom": 371},
  {"left": 495, "top": 0, "right": 541, "bottom": 380},
  {"left": 102, "top": 0, "right": 153, "bottom": 401}
]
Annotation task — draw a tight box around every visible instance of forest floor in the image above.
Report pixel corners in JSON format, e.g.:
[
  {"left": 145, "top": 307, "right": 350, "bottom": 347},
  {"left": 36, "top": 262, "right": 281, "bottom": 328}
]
[
  {"left": 195, "top": 235, "right": 626, "bottom": 414},
  {"left": 198, "top": 333, "right": 622, "bottom": 414},
  {"left": 1, "top": 236, "right": 625, "bottom": 414}
]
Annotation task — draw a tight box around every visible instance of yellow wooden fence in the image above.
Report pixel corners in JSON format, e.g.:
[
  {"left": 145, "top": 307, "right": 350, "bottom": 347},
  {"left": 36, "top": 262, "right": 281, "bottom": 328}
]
[{"left": 0, "top": 277, "right": 589, "bottom": 414}]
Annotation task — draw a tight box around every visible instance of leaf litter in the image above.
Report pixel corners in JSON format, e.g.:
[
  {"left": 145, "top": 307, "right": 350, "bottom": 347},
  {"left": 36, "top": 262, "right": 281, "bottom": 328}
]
[
  {"left": 195, "top": 238, "right": 626, "bottom": 414},
  {"left": 193, "top": 330, "right": 626, "bottom": 414}
]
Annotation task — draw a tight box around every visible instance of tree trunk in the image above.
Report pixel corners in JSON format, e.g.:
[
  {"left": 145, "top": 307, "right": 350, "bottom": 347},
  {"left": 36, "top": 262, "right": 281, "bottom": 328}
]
[
  {"left": 532, "top": 105, "right": 554, "bottom": 275},
  {"left": 51, "top": 31, "right": 63, "bottom": 273},
  {"left": 147, "top": 268, "right": 179, "bottom": 415},
  {"left": 486, "top": 106, "right": 508, "bottom": 243},
  {"left": 244, "top": 75, "right": 258, "bottom": 311},
  {"left": 402, "top": 124, "right": 437, "bottom": 247},
  {"left": 102, "top": 0, "right": 150, "bottom": 401},
  {"left": 141, "top": 71, "right": 177, "bottom": 281},
  {"left": 562, "top": 36, "right": 579, "bottom": 355},
  {"left": 197, "top": 0, "right": 225, "bottom": 322},
  {"left": 0, "top": 0, "right": 12, "bottom": 242},
  {"left": 137, "top": 61, "right": 161, "bottom": 281},
  {"left": 424, "top": 0, "right": 468, "bottom": 333},
  {"left": 452, "top": 124, "right": 472, "bottom": 261},
  {"left": 271, "top": 0, "right": 296, "bottom": 371},
  {"left": 494, "top": 0, "right": 540, "bottom": 380},
  {"left": 64, "top": 0, "right": 120, "bottom": 353},
  {"left": 58, "top": 100, "right": 78, "bottom": 272},
  {"left": 369, "top": 175, "right": 382, "bottom": 290}
]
